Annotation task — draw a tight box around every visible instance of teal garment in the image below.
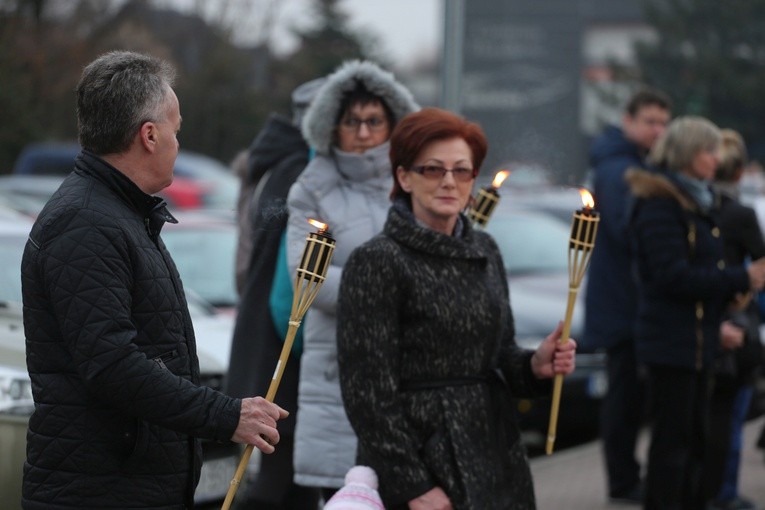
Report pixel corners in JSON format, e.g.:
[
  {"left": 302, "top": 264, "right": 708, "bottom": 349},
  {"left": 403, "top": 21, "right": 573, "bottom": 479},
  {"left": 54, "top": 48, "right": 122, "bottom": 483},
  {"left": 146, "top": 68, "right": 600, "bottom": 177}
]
[{"left": 270, "top": 231, "right": 303, "bottom": 356}]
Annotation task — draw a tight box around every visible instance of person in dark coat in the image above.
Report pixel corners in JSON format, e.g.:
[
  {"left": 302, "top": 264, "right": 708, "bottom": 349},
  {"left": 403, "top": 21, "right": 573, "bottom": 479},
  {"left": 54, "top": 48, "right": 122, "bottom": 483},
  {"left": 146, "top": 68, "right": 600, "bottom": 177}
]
[
  {"left": 583, "top": 87, "right": 671, "bottom": 504},
  {"left": 704, "top": 129, "right": 765, "bottom": 510},
  {"left": 336, "top": 108, "right": 577, "bottom": 510},
  {"left": 626, "top": 116, "right": 765, "bottom": 510},
  {"left": 232, "top": 78, "right": 326, "bottom": 297},
  {"left": 225, "top": 78, "right": 325, "bottom": 510},
  {"left": 20, "top": 51, "right": 287, "bottom": 510}
]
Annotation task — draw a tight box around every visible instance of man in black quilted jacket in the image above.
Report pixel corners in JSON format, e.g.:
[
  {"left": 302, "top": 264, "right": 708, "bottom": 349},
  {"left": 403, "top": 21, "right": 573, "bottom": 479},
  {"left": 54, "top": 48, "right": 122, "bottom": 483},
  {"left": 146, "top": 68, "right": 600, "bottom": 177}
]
[{"left": 20, "top": 51, "right": 287, "bottom": 509}]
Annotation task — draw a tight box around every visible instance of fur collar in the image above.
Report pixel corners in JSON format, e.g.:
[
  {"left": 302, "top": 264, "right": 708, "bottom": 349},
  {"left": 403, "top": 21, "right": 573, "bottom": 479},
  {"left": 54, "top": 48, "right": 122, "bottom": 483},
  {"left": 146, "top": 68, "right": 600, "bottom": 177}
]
[
  {"left": 625, "top": 168, "right": 698, "bottom": 212},
  {"left": 301, "top": 60, "right": 419, "bottom": 154}
]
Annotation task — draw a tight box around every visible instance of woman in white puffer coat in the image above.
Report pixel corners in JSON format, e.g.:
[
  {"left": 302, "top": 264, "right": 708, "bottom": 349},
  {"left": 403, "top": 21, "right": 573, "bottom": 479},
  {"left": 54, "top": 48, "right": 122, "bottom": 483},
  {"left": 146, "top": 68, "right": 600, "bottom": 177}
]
[{"left": 285, "top": 60, "right": 419, "bottom": 500}]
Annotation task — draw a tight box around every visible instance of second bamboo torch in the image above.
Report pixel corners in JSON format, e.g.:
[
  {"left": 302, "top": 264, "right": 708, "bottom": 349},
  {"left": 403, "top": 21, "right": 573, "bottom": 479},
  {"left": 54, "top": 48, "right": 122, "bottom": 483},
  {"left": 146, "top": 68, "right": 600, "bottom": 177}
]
[
  {"left": 221, "top": 219, "right": 336, "bottom": 510},
  {"left": 467, "top": 169, "right": 510, "bottom": 227},
  {"left": 545, "top": 189, "right": 599, "bottom": 455}
]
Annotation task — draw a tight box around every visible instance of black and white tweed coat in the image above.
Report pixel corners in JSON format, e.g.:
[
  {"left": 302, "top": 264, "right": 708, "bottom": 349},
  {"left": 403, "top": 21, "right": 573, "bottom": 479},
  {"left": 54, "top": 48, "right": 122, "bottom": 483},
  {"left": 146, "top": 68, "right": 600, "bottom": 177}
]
[{"left": 337, "top": 203, "right": 550, "bottom": 509}]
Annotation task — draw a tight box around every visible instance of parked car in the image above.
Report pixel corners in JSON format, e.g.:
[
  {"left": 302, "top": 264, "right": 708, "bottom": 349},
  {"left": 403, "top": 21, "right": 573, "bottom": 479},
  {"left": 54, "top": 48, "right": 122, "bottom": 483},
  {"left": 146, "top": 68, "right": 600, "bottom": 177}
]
[
  {"left": 12, "top": 142, "right": 238, "bottom": 211},
  {"left": 484, "top": 200, "right": 607, "bottom": 446},
  {"left": 0, "top": 216, "right": 239, "bottom": 508},
  {"left": 162, "top": 211, "right": 239, "bottom": 312},
  {"left": 0, "top": 175, "right": 65, "bottom": 217}
]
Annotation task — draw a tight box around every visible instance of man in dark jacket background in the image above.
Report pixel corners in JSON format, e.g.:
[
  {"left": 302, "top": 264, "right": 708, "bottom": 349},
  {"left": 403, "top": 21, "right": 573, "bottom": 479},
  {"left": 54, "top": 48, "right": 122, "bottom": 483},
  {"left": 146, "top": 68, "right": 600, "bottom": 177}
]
[
  {"left": 582, "top": 87, "right": 671, "bottom": 504},
  {"left": 21, "top": 50, "right": 287, "bottom": 510}
]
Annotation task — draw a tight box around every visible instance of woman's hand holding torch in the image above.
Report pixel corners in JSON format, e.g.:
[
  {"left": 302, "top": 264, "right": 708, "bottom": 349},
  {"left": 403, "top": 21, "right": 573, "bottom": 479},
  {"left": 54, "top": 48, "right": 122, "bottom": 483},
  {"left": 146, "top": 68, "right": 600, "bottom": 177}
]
[{"left": 531, "top": 321, "right": 577, "bottom": 379}]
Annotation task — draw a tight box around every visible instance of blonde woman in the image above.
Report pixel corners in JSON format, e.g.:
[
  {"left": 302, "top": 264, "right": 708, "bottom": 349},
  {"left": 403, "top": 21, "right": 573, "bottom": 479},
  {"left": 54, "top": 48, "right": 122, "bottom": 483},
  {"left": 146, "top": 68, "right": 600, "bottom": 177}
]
[{"left": 626, "top": 117, "right": 765, "bottom": 509}]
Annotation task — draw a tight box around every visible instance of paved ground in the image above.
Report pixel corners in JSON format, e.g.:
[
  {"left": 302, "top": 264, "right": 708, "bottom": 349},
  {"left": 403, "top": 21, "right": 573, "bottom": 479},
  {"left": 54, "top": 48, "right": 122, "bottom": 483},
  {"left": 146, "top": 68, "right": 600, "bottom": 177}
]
[{"left": 531, "top": 416, "right": 765, "bottom": 510}]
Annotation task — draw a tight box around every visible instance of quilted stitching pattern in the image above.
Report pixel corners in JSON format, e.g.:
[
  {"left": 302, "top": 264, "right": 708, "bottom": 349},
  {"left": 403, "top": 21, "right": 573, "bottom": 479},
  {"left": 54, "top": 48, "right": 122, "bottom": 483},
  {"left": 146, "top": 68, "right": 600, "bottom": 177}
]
[{"left": 21, "top": 152, "right": 240, "bottom": 509}]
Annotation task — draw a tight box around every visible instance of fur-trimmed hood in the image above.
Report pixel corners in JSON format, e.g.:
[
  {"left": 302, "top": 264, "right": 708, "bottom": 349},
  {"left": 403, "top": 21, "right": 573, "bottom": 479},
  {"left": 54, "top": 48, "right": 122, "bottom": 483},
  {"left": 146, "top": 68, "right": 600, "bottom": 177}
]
[
  {"left": 625, "top": 168, "right": 698, "bottom": 212},
  {"left": 301, "top": 60, "right": 420, "bottom": 154}
]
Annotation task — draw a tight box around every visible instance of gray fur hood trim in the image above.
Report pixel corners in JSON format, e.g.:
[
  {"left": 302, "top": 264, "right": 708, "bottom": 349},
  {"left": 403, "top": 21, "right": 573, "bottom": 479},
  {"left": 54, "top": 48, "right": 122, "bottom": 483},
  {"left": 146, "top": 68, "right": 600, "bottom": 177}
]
[
  {"left": 625, "top": 168, "right": 698, "bottom": 212},
  {"left": 301, "top": 60, "right": 420, "bottom": 154}
]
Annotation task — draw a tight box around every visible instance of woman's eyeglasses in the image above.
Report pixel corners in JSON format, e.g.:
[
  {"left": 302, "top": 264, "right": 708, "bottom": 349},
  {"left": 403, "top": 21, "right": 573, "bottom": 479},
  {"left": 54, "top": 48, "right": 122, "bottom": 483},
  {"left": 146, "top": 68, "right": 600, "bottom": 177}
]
[
  {"left": 338, "top": 116, "right": 388, "bottom": 132},
  {"left": 410, "top": 165, "right": 478, "bottom": 182}
]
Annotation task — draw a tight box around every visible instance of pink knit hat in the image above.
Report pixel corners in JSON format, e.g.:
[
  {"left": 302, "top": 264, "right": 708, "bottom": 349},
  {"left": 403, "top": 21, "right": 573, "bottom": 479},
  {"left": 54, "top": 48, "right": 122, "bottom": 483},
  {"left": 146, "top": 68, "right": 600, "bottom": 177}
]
[{"left": 323, "top": 466, "right": 385, "bottom": 510}]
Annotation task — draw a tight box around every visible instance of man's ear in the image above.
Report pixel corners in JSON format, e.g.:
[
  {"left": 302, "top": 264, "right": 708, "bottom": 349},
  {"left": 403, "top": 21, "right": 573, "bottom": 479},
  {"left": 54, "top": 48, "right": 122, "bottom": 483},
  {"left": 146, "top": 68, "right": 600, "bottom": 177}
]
[
  {"left": 139, "top": 121, "right": 157, "bottom": 153},
  {"left": 396, "top": 166, "right": 412, "bottom": 193}
]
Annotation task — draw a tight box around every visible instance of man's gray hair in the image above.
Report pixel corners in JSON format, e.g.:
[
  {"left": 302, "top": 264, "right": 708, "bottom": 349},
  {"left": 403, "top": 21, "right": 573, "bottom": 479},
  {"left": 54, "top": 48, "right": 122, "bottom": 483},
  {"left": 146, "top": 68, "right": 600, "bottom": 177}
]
[
  {"left": 648, "top": 116, "right": 721, "bottom": 173},
  {"left": 76, "top": 51, "right": 176, "bottom": 155}
]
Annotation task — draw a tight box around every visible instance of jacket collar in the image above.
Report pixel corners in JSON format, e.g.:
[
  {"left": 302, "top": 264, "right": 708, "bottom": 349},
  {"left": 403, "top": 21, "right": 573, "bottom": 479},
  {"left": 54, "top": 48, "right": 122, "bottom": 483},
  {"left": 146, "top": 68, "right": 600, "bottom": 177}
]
[
  {"left": 75, "top": 150, "right": 178, "bottom": 235},
  {"left": 625, "top": 167, "right": 721, "bottom": 217},
  {"left": 331, "top": 141, "right": 392, "bottom": 184},
  {"left": 385, "top": 200, "right": 486, "bottom": 261}
]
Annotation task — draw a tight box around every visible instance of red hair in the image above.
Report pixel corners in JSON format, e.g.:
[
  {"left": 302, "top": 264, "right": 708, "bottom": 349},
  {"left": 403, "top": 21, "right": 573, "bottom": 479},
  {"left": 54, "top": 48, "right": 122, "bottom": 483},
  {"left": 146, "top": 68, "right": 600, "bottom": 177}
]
[{"left": 389, "top": 107, "right": 487, "bottom": 201}]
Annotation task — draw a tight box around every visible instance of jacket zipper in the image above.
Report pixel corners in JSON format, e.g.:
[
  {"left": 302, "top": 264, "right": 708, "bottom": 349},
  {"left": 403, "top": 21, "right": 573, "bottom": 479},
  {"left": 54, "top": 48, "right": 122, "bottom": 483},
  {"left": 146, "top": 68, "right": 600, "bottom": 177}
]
[{"left": 153, "top": 349, "right": 178, "bottom": 370}]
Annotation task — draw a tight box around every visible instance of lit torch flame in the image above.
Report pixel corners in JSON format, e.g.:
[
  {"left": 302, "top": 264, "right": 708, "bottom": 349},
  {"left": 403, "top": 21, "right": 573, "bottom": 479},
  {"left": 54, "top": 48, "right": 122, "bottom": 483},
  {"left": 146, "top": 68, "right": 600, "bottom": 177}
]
[
  {"left": 579, "top": 188, "right": 595, "bottom": 210},
  {"left": 492, "top": 170, "right": 510, "bottom": 189},
  {"left": 308, "top": 219, "right": 328, "bottom": 234}
]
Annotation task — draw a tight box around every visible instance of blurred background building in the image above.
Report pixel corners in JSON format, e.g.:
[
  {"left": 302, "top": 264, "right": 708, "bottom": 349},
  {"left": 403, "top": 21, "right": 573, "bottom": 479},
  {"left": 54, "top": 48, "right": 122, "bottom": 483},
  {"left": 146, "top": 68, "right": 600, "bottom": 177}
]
[{"left": 2, "top": 0, "right": 765, "bottom": 185}]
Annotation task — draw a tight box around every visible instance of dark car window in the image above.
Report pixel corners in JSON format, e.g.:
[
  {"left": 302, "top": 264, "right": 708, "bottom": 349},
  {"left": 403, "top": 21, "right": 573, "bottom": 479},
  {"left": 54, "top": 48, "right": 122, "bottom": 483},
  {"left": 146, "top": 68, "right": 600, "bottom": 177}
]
[{"left": 13, "top": 143, "right": 80, "bottom": 175}]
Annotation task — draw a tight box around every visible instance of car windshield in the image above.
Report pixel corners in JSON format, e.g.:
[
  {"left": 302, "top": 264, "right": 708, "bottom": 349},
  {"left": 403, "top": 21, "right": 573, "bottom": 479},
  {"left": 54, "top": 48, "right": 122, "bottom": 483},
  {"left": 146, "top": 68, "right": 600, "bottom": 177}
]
[
  {"left": 0, "top": 234, "right": 26, "bottom": 303},
  {"left": 485, "top": 210, "right": 570, "bottom": 274},
  {"left": 162, "top": 228, "right": 238, "bottom": 308}
]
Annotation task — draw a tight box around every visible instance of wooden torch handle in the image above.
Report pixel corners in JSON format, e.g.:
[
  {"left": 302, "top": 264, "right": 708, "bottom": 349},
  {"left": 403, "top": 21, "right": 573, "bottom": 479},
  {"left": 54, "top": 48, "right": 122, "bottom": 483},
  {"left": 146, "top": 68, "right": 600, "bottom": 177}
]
[
  {"left": 545, "top": 286, "right": 578, "bottom": 455},
  {"left": 221, "top": 322, "right": 300, "bottom": 510}
]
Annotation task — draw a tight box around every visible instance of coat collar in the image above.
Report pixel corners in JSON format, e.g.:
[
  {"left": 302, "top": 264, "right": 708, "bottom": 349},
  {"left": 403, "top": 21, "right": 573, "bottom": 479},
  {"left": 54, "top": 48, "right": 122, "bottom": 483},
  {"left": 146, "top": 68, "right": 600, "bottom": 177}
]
[
  {"left": 75, "top": 150, "right": 177, "bottom": 235},
  {"left": 331, "top": 141, "right": 392, "bottom": 184},
  {"left": 625, "top": 167, "right": 722, "bottom": 217},
  {"left": 385, "top": 200, "right": 487, "bottom": 261}
]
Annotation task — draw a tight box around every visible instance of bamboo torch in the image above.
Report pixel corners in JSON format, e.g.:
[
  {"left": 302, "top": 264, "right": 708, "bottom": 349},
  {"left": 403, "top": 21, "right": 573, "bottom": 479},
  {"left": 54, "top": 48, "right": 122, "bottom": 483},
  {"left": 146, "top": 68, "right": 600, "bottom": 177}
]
[
  {"left": 545, "top": 189, "right": 599, "bottom": 455},
  {"left": 467, "top": 169, "right": 510, "bottom": 227},
  {"left": 221, "top": 219, "right": 336, "bottom": 510}
]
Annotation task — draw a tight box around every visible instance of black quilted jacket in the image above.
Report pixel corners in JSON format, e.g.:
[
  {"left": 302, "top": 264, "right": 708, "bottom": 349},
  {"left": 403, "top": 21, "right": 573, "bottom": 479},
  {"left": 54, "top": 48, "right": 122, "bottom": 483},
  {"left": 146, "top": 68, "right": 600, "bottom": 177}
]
[{"left": 21, "top": 152, "right": 241, "bottom": 509}]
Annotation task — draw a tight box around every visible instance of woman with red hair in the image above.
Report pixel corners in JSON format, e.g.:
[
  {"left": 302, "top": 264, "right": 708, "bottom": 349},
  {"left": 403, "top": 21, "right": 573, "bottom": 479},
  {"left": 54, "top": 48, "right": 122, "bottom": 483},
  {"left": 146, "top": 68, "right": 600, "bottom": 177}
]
[{"left": 337, "top": 107, "right": 576, "bottom": 509}]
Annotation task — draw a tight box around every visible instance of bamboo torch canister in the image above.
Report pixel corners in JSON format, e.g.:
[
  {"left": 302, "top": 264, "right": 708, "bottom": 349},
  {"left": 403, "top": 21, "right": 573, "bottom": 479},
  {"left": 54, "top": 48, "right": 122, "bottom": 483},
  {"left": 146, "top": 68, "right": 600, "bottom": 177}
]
[
  {"left": 221, "top": 219, "right": 336, "bottom": 510},
  {"left": 467, "top": 170, "right": 510, "bottom": 227},
  {"left": 545, "top": 189, "right": 599, "bottom": 455}
]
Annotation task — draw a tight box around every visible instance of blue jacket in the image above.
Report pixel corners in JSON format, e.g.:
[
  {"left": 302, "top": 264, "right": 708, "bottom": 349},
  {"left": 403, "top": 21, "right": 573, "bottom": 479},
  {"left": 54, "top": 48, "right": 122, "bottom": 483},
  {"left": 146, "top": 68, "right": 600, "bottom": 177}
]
[
  {"left": 626, "top": 169, "right": 750, "bottom": 370},
  {"left": 583, "top": 125, "right": 644, "bottom": 350}
]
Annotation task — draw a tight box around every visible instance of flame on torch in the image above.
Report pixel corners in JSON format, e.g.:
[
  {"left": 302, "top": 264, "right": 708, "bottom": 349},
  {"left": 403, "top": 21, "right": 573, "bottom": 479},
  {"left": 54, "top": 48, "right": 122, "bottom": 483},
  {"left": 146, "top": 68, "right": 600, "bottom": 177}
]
[
  {"left": 492, "top": 170, "right": 511, "bottom": 189},
  {"left": 579, "top": 188, "right": 595, "bottom": 209},
  {"left": 308, "top": 218, "right": 328, "bottom": 234}
]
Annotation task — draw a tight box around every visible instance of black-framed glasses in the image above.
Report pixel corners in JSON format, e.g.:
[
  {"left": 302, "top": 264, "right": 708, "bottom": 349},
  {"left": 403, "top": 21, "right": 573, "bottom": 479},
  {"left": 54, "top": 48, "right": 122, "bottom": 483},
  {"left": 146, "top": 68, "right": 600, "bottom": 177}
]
[
  {"left": 338, "top": 116, "right": 388, "bottom": 132},
  {"left": 410, "top": 165, "right": 478, "bottom": 182}
]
